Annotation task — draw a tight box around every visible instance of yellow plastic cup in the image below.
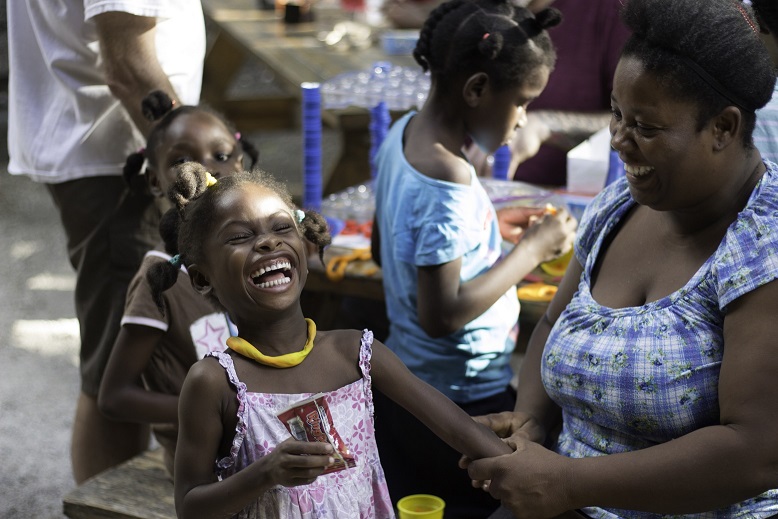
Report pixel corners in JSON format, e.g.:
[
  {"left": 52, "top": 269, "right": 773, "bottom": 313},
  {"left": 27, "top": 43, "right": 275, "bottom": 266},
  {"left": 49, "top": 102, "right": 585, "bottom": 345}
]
[{"left": 397, "top": 494, "right": 446, "bottom": 519}]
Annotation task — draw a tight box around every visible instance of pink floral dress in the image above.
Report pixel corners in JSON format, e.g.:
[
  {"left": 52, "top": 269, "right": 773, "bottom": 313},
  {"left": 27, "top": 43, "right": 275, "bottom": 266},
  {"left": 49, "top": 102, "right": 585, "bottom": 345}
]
[{"left": 208, "top": 330, "right": 395, "bottom": 519}]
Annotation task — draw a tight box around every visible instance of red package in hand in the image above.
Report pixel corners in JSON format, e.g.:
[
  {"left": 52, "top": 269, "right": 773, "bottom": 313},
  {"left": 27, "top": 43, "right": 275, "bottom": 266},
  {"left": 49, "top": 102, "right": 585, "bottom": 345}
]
[{"left": 277, "top": 393, "right": 357, "bottom": 474}]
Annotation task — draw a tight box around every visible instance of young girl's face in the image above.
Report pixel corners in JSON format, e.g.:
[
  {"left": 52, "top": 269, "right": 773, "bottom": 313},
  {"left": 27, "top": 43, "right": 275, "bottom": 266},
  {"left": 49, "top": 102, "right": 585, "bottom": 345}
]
[
  {"left": 469, "top": 65, "right": 550, "bottom": 153},
  {"left": 198, "top": 183, "right": 308, "bottom": 321},
  {"left": 150, "top": 111, "right": 244, "bottom": 196}
]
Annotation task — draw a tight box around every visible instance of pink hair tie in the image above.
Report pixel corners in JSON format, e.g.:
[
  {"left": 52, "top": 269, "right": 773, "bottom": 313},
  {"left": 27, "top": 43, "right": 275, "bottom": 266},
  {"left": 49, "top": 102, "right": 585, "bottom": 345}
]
[
  {"left": 235, "top": 132, "right": 242, "bottom": 140},
  {"left": 482, "top": 32, "right": 490, "bottom": 40}
]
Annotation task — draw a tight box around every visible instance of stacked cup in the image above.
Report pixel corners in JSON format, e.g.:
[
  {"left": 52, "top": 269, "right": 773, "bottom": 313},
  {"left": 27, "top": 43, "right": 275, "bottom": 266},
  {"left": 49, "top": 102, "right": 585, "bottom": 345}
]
[
  {"left": 492, "top": 144, "right": 512, "bottom": 180},
  {"left": 369, "top": 101, "right": 391, "bottom": 180},
  {"left": 302, "top": 82, "right": 323, "bottom": 212}
]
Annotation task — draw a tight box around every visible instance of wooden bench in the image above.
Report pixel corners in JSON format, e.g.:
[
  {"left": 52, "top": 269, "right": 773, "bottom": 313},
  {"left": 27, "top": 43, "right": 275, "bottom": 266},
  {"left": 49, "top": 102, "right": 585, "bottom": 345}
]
[{"left": 63, "top": 449, "right": 175, "bottom": 519}]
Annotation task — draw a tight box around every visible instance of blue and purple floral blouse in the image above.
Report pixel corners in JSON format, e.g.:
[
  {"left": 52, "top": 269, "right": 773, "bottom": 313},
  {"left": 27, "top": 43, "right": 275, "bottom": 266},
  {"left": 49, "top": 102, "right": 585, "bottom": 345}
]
[{"left": 542, "top": 162, "right": 778, "bottom": 518}]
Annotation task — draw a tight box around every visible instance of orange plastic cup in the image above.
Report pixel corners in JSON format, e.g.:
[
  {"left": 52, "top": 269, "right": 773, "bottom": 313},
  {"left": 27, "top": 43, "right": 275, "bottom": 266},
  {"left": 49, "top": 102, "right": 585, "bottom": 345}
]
[{"left": 397, "top": 495, "right": 446, "bottom": 519}]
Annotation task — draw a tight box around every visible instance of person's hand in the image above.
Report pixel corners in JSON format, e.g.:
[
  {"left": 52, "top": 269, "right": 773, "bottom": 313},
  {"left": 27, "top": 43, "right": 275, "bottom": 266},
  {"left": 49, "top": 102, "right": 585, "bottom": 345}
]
[
  {"left": 459, "top": 411, "right": 546, "bottom": 489},
  {"left": 474, "top": 411, "right": 546, "bottom": 444},
  {"left": 517, "top": 207, "right": 577, "bottom": 265},
  {"left": 467, "top": 435, "right": 574, "bottom": 519},
  {"left": 262, "top": 438, "right": 335, "bottom": 488},
  {"left": 496, "top": 206, "right": 546, "bottom": 244}
]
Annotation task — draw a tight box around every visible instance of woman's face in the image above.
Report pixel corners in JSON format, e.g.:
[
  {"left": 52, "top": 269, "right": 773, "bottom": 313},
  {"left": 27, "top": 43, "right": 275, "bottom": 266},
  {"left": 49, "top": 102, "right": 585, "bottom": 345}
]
[
  {"left": 609, "top": 56, "right": 726, "bottom": 211},
  {"left": 196, "top": 184, "right": 307, "bottom": 323},
  {"left": 149, "top": 111, "right": 244, "bottom": 197},
  {"left": 469, "top": 65, "right": 550, "bottom": 154}
]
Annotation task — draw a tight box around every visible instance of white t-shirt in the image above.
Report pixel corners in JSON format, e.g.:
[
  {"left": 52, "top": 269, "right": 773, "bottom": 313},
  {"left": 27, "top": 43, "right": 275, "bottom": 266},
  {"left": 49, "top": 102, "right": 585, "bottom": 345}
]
[{"left": 7, "top": 0, "right": 206, "bottom": 183}]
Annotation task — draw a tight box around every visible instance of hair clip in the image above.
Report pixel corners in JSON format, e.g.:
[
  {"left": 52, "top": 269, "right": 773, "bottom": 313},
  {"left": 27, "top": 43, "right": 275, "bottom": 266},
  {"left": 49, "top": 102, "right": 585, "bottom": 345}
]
[
  {"left": 169, "top": 254, "right": 182, "bottom": 268},
  {"left": 295, "top": 209, "right": 306, "bottom": 223},
  {"left": 235, "top": 132, "right": 242, "bottom": 141},
  {"left": 205, "top": 171, "right": 218, "bottom": 187},
  {"left": 482, "top": 32, "right": 490, "bottom": 40}
]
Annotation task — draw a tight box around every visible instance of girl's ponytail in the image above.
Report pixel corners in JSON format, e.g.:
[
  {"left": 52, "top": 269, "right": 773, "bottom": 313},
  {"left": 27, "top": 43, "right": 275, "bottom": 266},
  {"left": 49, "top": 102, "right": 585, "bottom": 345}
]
[
  {"left": 147, "top": 259, "right": 181, "bottom": 315},
  {"left": 297, "top": 209, "right": 332, "bottom": 265}
]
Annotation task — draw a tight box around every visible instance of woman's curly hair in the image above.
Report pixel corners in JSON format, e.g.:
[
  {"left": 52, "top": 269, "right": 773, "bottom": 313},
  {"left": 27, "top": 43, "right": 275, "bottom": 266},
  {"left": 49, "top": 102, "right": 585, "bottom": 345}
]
[{"left": 619, "top": 0, "right": 775, "bottom": 146}]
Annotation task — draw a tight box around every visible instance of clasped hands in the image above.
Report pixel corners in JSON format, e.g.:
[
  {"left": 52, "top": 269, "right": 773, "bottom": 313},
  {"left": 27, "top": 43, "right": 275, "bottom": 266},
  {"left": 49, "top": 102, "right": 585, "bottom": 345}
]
[{"left": 460, "top": 411, "right": 576, "bottom": 519}]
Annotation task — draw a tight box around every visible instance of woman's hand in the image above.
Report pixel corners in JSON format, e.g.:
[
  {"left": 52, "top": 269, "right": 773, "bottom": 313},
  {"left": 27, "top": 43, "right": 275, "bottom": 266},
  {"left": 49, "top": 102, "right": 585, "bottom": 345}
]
[
  {"left": 473, "top": 411, "right": 547, "bottom": 444},
  {"left": 467, "top": 435, "right": 574, "bottom": 519},
  {"left": 459, "top": 412, "right": 547, "bottom": 489},
  {"left": 262, "top": 438, "right": 335, "bottom": 488}
]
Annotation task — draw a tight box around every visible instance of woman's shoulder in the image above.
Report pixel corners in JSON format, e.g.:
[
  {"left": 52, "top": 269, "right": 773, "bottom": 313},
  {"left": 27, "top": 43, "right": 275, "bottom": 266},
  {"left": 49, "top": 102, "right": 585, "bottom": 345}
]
[{"left": 574, "top": 178, "right": 633, "bottom": 257}]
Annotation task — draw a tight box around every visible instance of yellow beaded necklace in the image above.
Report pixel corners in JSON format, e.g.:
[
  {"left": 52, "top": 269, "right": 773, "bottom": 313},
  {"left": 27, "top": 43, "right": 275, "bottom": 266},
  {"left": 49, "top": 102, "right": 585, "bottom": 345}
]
[{"left": 226, "top": 318, "right": 316, "bottom": 368}]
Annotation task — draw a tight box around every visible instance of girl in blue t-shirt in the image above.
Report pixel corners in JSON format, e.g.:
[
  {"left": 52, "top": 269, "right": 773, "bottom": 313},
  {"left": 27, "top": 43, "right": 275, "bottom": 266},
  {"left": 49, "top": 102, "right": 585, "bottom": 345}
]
[{"left": 370, "top": 0, "right": 577, "bottom": 515}]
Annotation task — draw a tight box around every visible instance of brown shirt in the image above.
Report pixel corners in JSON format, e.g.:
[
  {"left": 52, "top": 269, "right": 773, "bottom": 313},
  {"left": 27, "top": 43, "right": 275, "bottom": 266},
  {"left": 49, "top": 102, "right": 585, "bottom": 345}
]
[{"left": 122, "top": 250, "right": 232, "bottom": 460}]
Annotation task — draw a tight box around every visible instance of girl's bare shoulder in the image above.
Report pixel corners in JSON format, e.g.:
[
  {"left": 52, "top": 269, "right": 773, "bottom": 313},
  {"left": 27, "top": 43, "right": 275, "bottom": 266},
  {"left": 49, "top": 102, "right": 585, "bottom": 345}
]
[
  {"left": 407, "top": 144, "right": 473, "bottom": 185},
  {"left": 317, "top": 328, "right": 367, "bottom": 349}
]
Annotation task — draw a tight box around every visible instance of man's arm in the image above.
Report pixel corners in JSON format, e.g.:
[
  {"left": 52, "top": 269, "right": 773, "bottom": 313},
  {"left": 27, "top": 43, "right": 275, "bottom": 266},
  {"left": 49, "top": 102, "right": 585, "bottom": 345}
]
[{"left": 94, "top": 12, "right": 181, "bottom": 137}]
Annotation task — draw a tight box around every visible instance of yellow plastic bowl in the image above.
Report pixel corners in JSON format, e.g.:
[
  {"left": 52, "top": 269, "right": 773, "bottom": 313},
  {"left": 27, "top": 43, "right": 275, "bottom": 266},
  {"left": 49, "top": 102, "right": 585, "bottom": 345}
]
[
  {"left": 397, "top": 494, "right": 446, "bottom": 519},
  {"left": 517, "top": 282, "right": 558, "bottom": 302}
]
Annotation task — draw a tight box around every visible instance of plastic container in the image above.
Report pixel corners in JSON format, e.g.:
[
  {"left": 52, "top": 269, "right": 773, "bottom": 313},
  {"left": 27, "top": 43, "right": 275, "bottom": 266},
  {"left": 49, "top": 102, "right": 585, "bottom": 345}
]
[
  {"left": 381, "top": 30, "right": 420, "bottom": 55},
  {"left": 397, "top": 495, "right": 445, "bottom": 519}
]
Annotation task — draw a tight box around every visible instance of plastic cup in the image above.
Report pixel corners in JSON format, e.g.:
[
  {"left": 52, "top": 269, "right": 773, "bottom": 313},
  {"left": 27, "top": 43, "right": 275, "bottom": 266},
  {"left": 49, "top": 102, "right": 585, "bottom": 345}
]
[{"left": 397, "top": 495, "right": 445, "bottom": 519}]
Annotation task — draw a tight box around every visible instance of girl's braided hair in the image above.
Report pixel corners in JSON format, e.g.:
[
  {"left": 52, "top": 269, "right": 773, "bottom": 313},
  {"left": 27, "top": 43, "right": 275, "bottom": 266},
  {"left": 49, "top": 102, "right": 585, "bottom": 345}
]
[
  {"left": 123, "top": 90, "right": 260, "bottom": 185},
  {"left": 413, "top": 0, "right": 561, "bottom": 92},
  {"left": 620, "top": 0, "right": 775, "bottom": 147},
  {"left": 146, "top": 162, "right": 331, "bottom": 312}
]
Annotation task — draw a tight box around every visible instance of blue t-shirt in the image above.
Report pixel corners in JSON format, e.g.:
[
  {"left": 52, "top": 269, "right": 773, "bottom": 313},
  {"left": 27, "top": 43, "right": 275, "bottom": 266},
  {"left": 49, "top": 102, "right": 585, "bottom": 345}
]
[
  {"left": 542, "top": 162, "right": 778, "bottom": 518},
  {"left": 373, "top": 112, "right": 519, "bottom": 403}
]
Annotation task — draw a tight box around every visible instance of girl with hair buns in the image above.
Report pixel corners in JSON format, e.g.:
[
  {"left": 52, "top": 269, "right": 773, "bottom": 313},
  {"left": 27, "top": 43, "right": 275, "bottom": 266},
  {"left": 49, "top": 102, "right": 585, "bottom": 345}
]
[
  {"left": 97, "top": 90, "right": 258, "bottom": 476},
  {"left": 466, "top": 0, "right": 778, "bottom": 517},
  {"left": 370, "top": 0, "right": 577, "bottom": 515},
  {"left": 159, "top": 164, "right": 513, "bottom": 519}
]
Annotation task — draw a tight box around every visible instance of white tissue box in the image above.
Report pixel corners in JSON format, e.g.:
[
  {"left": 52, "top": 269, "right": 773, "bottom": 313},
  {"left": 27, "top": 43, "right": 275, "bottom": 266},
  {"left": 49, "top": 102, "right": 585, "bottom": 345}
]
[{"left": 566, "top": 126, "right": 610, "bottom": 195}]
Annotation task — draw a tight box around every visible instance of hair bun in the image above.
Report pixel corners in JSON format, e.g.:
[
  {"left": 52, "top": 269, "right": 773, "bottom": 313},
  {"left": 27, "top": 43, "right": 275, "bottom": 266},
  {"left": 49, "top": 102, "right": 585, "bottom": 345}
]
[
  {"left": 141, "top": 90, "right": 176, "bottom": 122},
  {"left": 478, "top": 32, "right": 505, "bottom": 59},
  {"left": 534, "top": 7, "right": 562, "bottom": 30},
  {"left": 122, "top": 152, "right": 145, "bottom": 185},
  {"left": 170, "top": 162, "right": 211, "bottom": 211}
]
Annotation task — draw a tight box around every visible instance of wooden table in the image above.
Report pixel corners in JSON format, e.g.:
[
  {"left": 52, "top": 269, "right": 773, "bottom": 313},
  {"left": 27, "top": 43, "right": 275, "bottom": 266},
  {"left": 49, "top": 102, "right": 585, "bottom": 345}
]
[{"left": 200, "top": 0, "right": 417, "bottom": 193}]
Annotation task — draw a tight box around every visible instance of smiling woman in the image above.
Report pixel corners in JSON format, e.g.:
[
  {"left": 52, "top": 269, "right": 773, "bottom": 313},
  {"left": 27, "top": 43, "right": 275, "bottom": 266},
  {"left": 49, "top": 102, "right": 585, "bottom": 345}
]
[{"left": 464, "top": 0, "right": 778, "bottom": 518}]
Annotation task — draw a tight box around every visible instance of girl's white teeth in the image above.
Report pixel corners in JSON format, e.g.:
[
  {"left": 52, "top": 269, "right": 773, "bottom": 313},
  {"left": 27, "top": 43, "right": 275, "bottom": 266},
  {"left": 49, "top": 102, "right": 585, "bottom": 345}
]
[
  {"left": 251, "top": 260, "right": 291, "bottom": 278},
  {"left": 256, "top": 277, "right": 291, "bottom": 289},
  {"left": 624, "top": 164, "right": 654, "bottom": 177}
]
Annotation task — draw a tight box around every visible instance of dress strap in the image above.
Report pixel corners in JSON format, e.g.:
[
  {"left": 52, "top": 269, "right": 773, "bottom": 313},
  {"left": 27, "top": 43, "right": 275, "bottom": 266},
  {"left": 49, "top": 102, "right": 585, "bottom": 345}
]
[
  {"left": 358, "top": 329, "right": 375, "bottom": 417},
  {"left": 206, "top": 351, "right": 249, "bottom": 478}
]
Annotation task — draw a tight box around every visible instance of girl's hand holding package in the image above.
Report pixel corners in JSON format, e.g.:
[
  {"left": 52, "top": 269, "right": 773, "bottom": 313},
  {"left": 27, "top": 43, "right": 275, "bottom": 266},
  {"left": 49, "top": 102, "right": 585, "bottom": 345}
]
[{"left": 260, "top": 437, "right": 335, "bottom": 488}]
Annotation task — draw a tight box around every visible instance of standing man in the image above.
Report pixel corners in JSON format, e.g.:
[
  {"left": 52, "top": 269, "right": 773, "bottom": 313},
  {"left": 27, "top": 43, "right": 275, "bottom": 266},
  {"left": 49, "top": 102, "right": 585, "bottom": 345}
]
[{"left": 7, "top": 1, "right": 205, "bottom": 483}]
